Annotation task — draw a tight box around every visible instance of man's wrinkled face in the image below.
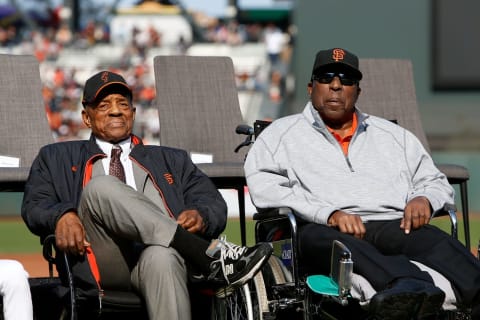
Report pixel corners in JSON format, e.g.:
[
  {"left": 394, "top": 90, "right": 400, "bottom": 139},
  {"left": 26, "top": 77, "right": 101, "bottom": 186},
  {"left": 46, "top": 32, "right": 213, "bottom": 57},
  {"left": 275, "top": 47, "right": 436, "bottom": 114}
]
[
  {"left": 82, "top": 92, "right": 136, "bottom": 143},
  {"left": 308, "top": 68, "right": 361, "bottom": 126}
]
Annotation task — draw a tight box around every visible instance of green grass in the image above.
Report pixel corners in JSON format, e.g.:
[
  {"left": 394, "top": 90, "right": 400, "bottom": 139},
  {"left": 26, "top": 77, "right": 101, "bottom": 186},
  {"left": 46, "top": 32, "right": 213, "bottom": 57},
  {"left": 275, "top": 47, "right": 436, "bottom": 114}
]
[
  {"left": 429, "top": 216, "right": 477, "bottom": 247},
  {"left": 0, "top": 216, "right": 478, "bottom": 254},
  {"left": 0, "top": 219, "right": 43, "bottom": 253},
  {"left": 226, "top": 216, "right": 479, "bottom": 249},
  {"left": 222, "top": 218, "right": 257, "bottom": 246}
]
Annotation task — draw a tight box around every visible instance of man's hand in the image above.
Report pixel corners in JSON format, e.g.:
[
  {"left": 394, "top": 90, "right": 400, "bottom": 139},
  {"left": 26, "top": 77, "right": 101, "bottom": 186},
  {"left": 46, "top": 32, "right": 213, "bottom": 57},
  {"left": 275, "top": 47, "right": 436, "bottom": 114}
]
[
  {"left": 177, "top": 209, "right": 206, "bottom": 234},
  {"left": 55, "top": 211, "right": 90, "bottom": 256},
  {"left": 401, "top": 196, "right": 432, "bottom": 234},
  {"left": 328, "top": 210, "right": 366, "bottom": 239}
]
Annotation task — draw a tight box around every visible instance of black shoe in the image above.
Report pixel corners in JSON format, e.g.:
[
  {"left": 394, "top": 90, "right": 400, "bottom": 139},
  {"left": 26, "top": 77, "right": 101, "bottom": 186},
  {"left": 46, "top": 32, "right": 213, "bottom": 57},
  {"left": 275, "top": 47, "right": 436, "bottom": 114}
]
[
  {"left": 369, "top": 279, "right": 422, "bottom": 320},
  {"left": 206, "top": 236, "right": 272, "bottom": 297},
  {"left": 472, "top": 304, "right": 480, "bottom": 320},
  {"left": 416, "top": 280, "right": 445, "bottom": 319}
]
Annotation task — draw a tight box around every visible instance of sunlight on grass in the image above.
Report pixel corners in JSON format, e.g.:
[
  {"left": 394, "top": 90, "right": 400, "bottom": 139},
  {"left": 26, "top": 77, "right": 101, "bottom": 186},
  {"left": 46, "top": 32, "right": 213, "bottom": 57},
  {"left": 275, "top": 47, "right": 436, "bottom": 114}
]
[
  {"left": 0, "top": 216, "right": 477, "bottom": 254},
  {"left": 0, "top": 218, "right": 42, "bottom": 254}
]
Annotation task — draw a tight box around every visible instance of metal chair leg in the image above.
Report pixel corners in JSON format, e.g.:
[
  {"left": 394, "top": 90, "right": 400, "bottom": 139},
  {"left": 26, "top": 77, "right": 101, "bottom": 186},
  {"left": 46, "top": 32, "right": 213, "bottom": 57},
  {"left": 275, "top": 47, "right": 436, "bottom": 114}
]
[
  {"left": 460, "top": 182, "right": 470, "bottom": 250},
  {"left": 237, "top": 186, "right": 247, "bottom": 246}
]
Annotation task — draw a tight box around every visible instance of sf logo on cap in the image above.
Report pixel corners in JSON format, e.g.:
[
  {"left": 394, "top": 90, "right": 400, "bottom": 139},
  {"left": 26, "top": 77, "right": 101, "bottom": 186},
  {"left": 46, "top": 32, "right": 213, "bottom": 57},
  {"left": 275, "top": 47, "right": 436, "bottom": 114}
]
[
  {"left": 332, "top": 49, "right": 345, "bottom": 62},
  {"left": 101, "top": 71, "right": 109, "bottom": 83}
]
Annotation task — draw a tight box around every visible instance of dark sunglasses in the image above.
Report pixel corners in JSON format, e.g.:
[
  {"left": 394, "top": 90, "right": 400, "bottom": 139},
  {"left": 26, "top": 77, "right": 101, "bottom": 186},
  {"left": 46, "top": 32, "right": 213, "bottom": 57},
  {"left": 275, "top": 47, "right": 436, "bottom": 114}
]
[{"left": 312, "top": 72, "right": 359, "bottom": 86}]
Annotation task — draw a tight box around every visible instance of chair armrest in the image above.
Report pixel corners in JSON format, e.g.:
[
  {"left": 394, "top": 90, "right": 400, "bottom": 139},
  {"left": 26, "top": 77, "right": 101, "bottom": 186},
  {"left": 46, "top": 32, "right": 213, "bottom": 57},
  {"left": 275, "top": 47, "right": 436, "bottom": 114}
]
[
  {"left": 41, "top": 234, "right": 77, "bottom": 318},
  {"left": 436, "top": 163, "right": 469, "bottom": 183},
  {"left": 42, "top": 234, "right": 57, "bottom": 278}
]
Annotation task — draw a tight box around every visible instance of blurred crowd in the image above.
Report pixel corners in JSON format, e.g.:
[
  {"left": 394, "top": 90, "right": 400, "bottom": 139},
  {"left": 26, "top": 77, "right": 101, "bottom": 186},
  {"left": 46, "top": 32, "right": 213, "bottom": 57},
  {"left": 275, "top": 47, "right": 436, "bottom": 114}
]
[{"left": 0, "top": 14, "right": 292, "bottom": 143}]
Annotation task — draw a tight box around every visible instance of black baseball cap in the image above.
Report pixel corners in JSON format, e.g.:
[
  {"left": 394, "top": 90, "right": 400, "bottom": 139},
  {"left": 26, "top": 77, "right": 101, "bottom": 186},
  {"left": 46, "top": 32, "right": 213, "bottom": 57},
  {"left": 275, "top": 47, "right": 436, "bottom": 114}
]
[
  {"left": 82, "top": 71, "right": 132, "bottom": 107},
  {"left": 311, "top": 48, "right": 363, "bottom": 80}
]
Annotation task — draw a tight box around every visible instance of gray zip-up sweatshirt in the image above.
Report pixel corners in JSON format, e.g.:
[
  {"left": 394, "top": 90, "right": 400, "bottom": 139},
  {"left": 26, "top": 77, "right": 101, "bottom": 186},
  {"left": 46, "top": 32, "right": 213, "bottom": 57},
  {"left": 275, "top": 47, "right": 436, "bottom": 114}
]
[{"left": 244, "top": 103, "right": 454, "bottom": 225}]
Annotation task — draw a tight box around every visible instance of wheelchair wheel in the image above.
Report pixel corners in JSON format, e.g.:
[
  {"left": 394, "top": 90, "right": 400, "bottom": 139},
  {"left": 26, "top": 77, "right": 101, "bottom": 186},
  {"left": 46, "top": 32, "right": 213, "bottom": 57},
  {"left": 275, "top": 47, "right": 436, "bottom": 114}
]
[
  {"left": 267, "top": 255, "right": 289, "bottom": 284},
  {"left": 211, "top": 274, "right": 269, "bottom": 320},
  {"left": 252, "top": 271, "right": 270, "bottom": 318},
  {"left": 258, "top": 256, "right": 307, "bottom": 320}
]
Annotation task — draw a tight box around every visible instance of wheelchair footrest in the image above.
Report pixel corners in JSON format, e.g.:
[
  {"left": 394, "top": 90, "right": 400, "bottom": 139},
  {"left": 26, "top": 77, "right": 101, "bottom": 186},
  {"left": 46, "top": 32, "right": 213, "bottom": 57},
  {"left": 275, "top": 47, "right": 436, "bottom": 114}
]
[
  {"left": 271, "top": 282, "right": 297, "bottom": 299},
  {"left": 306, "top": 275, "right": 339, "bottom": 297}
]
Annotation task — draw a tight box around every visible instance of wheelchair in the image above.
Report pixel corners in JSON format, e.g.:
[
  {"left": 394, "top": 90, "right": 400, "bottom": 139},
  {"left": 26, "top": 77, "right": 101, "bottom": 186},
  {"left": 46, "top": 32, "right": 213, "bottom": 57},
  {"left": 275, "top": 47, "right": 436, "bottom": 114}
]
[
  {"left": 234, "top": 122, "right": 474, "bottom": 320},
  {"left": 36, "top": 234, "right": 262, "bottom": 320},
  {"left": 252, "top": 208, "right": 365, "bottom": 320},
  {"left": 249, "top": 208, "right": 476, "bottom": 320}
]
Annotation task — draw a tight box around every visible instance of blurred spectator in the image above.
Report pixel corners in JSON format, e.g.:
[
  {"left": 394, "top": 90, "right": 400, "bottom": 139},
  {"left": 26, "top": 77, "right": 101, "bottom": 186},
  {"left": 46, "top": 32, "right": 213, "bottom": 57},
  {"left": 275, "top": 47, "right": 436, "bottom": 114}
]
[
  {"left": 268, "top": 69, "right": 286, "bottom": 103},
  {"left": 55, "top": 22, "right": 72, "bottom": 47},
  {"left": 0, "top": 6, "right": 289, "bottom": 142},
  {"left": 263, "top": 23, "right": 286, "bottom": 66},
  {"left": 147, "top": 25, "right": 162, "bottom": 47},
  {"left": 0, "top": 25, "right": 18, "bottom": 46},
  {"left": 204, "top": 19, "right": 246, "bottom": 45},
  {"left": 176, "top": 35, "right": 189, "bottom": 54}
]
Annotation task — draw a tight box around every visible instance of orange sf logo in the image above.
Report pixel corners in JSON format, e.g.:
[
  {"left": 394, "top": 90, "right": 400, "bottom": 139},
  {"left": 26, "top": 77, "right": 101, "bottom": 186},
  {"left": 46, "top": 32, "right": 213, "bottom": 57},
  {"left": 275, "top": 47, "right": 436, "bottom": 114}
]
[
  {"left": 164, "top": 173, "right": 174, "bottom": 185},
  {"left": 101, "top": 71, "right": 109, "bottom": 83},
  {"left": 332, "top": 49, "right": 345, "bottom": 62}
]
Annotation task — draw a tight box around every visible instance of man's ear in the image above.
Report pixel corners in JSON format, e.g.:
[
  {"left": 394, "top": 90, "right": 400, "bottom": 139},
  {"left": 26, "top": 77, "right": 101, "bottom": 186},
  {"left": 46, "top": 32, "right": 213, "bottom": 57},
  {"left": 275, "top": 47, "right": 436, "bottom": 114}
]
[
  {"left": 307, "top": 82, "right": 313, "bottom": 95},
  {"left": 81, "top": 109, "right": 91, "bottom": 128},
  {"left": 357, "top": 86, "right": 362, "bottom": 97}
]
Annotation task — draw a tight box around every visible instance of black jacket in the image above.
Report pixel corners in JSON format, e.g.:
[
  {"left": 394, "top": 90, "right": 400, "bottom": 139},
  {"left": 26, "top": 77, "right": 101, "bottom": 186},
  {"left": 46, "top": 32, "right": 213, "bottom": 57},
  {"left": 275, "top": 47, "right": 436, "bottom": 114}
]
[{"left": 22, "top": 134, "right": 227, "bottom": 241}]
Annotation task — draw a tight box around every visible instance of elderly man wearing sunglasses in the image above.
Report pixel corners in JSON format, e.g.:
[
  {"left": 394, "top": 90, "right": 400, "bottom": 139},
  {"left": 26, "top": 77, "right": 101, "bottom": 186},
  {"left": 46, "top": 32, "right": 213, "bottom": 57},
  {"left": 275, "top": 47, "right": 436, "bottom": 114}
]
[{"left": 245, "top": 48, "right": 480, "bottom": 319}]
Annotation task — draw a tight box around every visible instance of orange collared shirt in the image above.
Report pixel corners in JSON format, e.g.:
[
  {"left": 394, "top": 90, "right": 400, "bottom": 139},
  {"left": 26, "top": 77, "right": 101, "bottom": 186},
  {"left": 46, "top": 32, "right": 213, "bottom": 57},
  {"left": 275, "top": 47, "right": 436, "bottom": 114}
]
[{"left": 326, "top": 113, "right": 358, "bottom": 155}]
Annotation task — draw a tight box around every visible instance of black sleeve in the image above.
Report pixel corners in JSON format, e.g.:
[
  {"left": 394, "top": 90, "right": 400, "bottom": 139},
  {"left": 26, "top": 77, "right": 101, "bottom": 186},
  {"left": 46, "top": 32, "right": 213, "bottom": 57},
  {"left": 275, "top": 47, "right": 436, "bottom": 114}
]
[
  {"left": 21, "top": 146, "right": 78, "bottom": 240},
  {"left": 178, "top": 151, "right": 228, "bottom": 239}
]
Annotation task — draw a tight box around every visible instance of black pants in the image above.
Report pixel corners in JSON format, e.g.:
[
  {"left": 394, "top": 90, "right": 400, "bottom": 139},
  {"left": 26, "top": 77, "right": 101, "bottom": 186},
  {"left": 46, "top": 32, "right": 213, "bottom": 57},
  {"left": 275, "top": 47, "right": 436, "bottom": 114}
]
[{"left": 298, "top": 219, "right": 480, "bottom": 307}]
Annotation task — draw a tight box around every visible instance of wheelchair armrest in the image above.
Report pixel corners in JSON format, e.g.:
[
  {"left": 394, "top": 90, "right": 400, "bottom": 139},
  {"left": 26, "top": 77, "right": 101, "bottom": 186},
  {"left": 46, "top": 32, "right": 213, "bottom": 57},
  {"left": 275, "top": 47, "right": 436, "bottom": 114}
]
[
  {"left": 254, "top": 207, "right": 302, "bottom": 295},
  {"left": 431, "top": 203, "right": 458, "bottom": 239},
  {"left": 330, "top": 240, "right": 353, "bottom": 302},
  {"left": 306, "top": 240, "right": 353, "bottom": 306},
  {"left": 254, "top": 208, "right": 297, "bottom": 243},
  {"left": 253, "top": 207, "right": 294, "bottom": 220},
  {"left": 253, "top": 208, "right": 281, "bottom": 220}
]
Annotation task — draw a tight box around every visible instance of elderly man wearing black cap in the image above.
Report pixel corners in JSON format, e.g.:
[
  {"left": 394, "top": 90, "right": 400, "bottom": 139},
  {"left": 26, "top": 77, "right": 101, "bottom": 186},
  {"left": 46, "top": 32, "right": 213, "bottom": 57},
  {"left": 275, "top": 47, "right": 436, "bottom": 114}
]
[
  {"left": 22, "top": 70, "right": 272, "bottom": 320},
  {"left": 245, "top": 48, "right": 480, "bottom": 319}
]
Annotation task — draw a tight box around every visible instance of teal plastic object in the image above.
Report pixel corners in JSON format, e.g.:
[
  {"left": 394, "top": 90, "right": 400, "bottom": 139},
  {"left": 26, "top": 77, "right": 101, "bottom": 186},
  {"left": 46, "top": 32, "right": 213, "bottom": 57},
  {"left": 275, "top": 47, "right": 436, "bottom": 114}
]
[{"left": 306, "top": 275, "right": 339, "bottom": 296}]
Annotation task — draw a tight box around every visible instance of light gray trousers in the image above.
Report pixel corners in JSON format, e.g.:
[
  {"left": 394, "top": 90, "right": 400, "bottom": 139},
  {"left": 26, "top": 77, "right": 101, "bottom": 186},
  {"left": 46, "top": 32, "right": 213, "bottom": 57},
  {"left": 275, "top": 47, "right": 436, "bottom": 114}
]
[{"left": 78, "top": 175, "right": 191, "bottom": 320}]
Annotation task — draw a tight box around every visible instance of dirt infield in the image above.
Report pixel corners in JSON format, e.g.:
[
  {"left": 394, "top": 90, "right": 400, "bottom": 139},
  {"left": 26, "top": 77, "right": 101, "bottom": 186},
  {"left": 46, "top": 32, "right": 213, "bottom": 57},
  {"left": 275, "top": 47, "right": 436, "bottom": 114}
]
[{"left": 2, "top": 247, "right": 479, "bottom": 280}]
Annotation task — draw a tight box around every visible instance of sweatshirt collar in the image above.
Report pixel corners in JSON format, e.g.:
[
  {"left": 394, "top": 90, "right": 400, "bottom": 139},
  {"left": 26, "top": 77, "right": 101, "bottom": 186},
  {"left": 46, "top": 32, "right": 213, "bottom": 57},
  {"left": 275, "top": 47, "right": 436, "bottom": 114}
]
[{"left": 305, "top": 102, "right": 369, "bottom": 131}]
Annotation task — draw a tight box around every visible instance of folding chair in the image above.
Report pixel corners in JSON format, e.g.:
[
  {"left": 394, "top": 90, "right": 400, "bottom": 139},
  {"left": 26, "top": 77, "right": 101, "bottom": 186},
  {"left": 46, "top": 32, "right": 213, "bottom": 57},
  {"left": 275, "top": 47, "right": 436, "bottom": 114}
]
[
  {"left": 357, "top": 58, "right": 471, "bottom": 249},
  {"left": 0, "top": 54, "right": 58, "bottom": 320},
  {"left": 0, "top": 54, "right": 147, "bottom": 320},
  {"left": 0, "top": 54, "right": 54, "bottom": 192},
  {"left": 153, "top": 55, "right": 249, "bottom": 245}
]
